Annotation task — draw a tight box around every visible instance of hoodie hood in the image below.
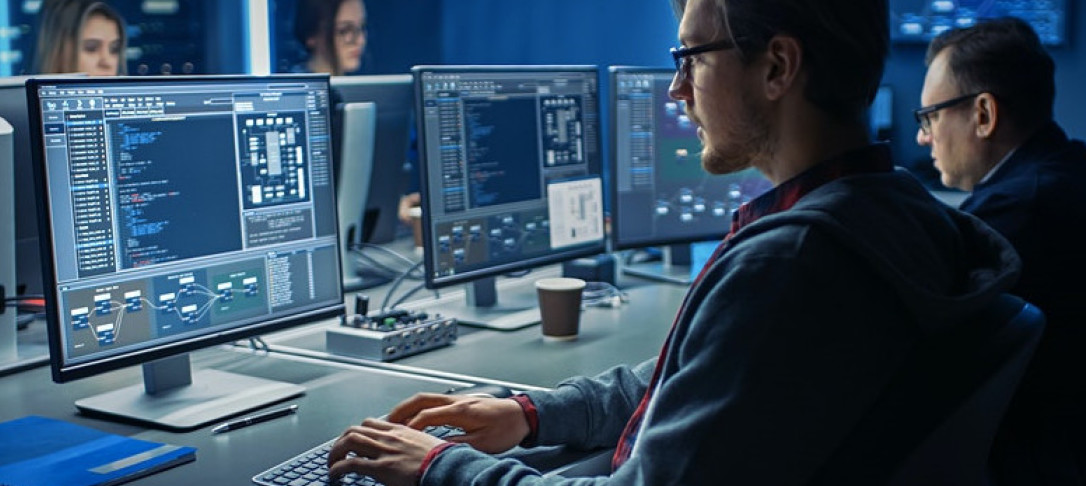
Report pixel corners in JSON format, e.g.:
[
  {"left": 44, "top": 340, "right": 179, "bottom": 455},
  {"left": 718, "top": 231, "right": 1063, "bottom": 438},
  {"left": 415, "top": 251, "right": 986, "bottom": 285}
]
[{"left": 730, "top": 169, "right": 1021, "bottom": 336}]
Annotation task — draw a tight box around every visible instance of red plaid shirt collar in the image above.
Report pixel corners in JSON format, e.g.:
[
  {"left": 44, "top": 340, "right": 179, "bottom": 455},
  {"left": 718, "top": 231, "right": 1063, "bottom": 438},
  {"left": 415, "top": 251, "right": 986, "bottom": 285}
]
[{"left": 729, "top": 143, "right": 894, "bottom": 238}]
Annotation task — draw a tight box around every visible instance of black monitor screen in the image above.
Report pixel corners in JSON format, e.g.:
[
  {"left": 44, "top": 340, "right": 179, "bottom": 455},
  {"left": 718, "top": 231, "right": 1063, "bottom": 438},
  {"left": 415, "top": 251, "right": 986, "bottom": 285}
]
[
  {"left": 890, "top": 0, "right": 1067, "bottom": 45},
  {"left": 413, "top": 66, "right": 606, "bottom": 288},
  {"left": 29, "top": 75, "right": 344, "bottom": 382},
  {"left": 610, "top": 67, "right": 771, "bottom": 251}
]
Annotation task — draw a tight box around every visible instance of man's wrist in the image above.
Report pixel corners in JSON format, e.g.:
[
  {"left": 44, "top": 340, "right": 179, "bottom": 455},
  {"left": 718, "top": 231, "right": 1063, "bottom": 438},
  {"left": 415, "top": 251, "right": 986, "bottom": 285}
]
[
  {"left": 418, "top": 442, "right": 462, "bottom": 483},
  {"left": 510, "top": 394, "right": 539, "bottom": 447}
]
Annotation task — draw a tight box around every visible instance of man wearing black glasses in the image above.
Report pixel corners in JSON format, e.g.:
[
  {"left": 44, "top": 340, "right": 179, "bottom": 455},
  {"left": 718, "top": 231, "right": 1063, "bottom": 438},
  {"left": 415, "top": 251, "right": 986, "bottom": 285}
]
[
  {"left": 917, "top": 17, "right": 1086, "bottom": 485},
  {"left": 324, "top": 1, "right": 1023, "bottom": 484}
]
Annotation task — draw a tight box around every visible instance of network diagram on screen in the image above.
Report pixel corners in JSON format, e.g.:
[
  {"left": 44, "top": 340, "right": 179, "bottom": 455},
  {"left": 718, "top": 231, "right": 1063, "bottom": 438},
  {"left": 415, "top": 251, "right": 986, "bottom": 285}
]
[
  {"left": 417, "top": 70, "right": 604, "bottom": 282},
  {"left": 890, "top": 0, "right": 1067, "bottom": 45},
  {"left": 611, "top": 70, "right": 771, "bottom": 249},
  {"left": 35, "top": 79, "right": 340, "bottom": 364}
]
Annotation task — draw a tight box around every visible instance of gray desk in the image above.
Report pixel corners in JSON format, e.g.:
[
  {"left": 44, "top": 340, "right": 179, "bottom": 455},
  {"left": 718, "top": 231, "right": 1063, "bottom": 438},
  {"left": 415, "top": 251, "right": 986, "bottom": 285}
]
[
  {"left": 0, "top": 345, "right": 595, "bottom": 483},
  {"left": 263, "top": 279, "right": 686, "bottom": 389}
]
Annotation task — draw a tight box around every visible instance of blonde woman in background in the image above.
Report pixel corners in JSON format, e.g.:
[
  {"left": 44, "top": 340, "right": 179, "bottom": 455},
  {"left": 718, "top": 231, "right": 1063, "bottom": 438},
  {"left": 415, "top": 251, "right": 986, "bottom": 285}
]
[{"left": 34, "top": 0, "right": 127, "bottom": 76}]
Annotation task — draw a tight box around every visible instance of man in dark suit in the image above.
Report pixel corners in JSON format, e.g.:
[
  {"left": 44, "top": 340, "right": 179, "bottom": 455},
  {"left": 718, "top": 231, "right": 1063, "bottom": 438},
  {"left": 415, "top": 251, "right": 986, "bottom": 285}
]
[{"left": 917, "top": 17, "right": 1086, "bottom": 485}]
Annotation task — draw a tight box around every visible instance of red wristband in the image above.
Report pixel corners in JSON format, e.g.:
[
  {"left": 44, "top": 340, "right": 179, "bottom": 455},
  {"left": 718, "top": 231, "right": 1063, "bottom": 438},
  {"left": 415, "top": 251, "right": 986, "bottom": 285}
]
[
  {"left": 510, "top": 394, "right": 540, "bottom": 447},
  {"left": 417, "top": 442, "right": 461, "bottom": 482}
]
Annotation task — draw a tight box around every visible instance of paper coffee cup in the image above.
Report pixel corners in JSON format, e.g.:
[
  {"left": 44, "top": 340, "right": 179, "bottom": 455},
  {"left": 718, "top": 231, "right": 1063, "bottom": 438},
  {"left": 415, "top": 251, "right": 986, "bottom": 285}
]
[{"left": 535, "top": 277, "right": 586, "bottom": 341}]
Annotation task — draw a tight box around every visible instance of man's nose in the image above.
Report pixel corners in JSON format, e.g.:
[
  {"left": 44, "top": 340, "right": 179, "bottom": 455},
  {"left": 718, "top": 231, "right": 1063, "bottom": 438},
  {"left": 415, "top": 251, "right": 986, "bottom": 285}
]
[
  {"left": 916, "top": 127, "right": 931, "bottom": 146},
  {"left": 668, "top": 72, "right": 688, "bottom": 101}
]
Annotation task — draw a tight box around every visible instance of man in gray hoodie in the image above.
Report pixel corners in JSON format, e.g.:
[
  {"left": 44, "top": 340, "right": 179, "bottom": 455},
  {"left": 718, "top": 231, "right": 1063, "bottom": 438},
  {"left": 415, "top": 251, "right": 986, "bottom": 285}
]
[{"left": 326, "top": 0, "right": 1024, "bottom": 484}]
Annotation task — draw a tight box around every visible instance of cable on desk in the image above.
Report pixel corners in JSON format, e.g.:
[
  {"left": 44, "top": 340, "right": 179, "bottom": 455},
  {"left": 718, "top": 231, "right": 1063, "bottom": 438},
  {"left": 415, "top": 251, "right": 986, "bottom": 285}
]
[
  {"left": 582, "top": 281, "right": 629, "bottom": 308},
  {"left": 351, "top": 245, "right": 424, "bottom": 281},
  {"left": 387, "top": 281, "right": 429, "bottom": 311},
  {"left": 380, "top": 260, "right": 425, "bottom": 312},
  {"left": 247, "top": 336, "right": 270, "bottom": 352},
  {"left": 359, "top": 243, "right": 420, "bottom": 269}
]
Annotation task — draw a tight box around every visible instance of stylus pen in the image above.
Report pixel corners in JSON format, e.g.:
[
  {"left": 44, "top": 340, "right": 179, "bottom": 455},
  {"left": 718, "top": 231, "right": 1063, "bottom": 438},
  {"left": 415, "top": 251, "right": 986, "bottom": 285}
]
[{"left": 211, "top": 404, "right": 299, "bottom": 434}]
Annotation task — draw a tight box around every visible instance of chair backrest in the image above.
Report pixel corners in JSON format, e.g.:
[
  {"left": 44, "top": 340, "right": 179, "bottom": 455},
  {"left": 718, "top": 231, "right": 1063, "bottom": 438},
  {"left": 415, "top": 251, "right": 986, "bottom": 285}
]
[{"left": 812, "top": 293, "right": 1045, "bottom": 485}]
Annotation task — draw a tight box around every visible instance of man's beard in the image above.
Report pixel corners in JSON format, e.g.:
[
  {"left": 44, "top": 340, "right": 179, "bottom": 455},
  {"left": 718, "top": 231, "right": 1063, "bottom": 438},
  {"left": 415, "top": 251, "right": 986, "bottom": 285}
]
[{"left": 699, "top": 103, "right": 771, "bottom": 176}]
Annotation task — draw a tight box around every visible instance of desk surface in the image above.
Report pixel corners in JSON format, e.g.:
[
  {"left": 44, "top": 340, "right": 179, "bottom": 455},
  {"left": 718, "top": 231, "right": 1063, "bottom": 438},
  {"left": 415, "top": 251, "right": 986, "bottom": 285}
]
[
  {"left": 0, "top": 346, "right": 594, "bottom": 484},
  {"left": 263, "top": 277, "right": 686, "bottom": 389}
]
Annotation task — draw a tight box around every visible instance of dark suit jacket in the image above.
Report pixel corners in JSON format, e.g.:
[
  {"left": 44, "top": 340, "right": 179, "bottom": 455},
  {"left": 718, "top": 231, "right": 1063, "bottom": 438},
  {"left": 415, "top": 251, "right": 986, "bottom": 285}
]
[{"left": 961, "top": 121, "right": 1086, "bottom": 485}]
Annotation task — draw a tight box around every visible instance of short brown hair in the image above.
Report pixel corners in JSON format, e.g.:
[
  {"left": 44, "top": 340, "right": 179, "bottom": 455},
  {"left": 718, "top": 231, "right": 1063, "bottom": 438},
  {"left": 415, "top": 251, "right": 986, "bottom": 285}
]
[
  {"left": 926, "top": 17, "right": 1055, "bottom": 130},
  {"left": 671, "top": 0, "right": 889, "bottom": 125}
]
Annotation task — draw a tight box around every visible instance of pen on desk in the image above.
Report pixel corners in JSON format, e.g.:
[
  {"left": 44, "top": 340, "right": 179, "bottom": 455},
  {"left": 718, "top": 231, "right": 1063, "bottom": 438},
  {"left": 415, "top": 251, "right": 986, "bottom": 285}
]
[{"left": 211, "top": 404, "right": 298, "bottom": 434}]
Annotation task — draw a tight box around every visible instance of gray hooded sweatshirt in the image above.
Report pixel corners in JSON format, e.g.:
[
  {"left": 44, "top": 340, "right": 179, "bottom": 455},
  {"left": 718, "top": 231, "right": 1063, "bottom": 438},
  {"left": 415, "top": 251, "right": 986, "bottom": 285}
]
[{"left": 423, "top": 163, "right": 1022, "bottom": 486}]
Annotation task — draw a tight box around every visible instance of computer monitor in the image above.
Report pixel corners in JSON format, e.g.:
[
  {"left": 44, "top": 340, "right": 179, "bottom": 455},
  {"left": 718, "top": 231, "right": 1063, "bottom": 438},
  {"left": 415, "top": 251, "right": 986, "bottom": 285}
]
[
  {"left": 0, "top": 78, "right": 46, "bottom": 299},
  {"left": 0, "top": 116, "right": 14, "bottom": 365},
  {"left": 890, "top": 0, "right": 1068, "bottom": 45},
  {"left": 330, "top": 75, "right": 414, "bottom": 245},
  {"left": 413, "top": 65, "right": 606, "bottom": 330},
  {"left": 27, "top": 75, "right": 345, "bottom": 430},
  {"left": 336, "top": 102, "right": 380, "bottom": 291},
  {"left": 609, "top": 67, "right": 771, "bottom": 284}
]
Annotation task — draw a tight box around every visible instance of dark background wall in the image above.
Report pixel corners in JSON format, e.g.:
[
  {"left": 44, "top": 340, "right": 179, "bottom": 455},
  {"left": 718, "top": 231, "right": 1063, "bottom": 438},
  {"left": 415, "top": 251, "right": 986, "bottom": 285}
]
[{"left": 367, "top": 0, "right": 1084, "bottom": 187}]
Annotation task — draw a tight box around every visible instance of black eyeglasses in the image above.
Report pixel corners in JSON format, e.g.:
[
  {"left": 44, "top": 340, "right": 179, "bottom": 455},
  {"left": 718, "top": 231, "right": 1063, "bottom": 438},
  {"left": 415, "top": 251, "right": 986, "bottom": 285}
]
[
  {"left": 913, "top": 93, "right": 982, "bottom": 134},
  {"left": 670, "top": 39, "right": 739, "bottom": 82},
  {"left": 334, "top": 23, "right": 366, "bottom": 44}
]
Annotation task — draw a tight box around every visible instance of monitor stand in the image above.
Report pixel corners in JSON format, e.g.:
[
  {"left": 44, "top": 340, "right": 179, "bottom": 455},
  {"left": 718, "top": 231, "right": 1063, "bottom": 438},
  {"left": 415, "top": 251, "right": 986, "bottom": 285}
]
[
  {"left": 622, "top": 244, "right": 693, "bottom": 285},
  {"left": 75, "top": 353, "right": 304, "bottom": 431},
  {"left": 434, "top": 277, "right": 541, "bottom": 331}
]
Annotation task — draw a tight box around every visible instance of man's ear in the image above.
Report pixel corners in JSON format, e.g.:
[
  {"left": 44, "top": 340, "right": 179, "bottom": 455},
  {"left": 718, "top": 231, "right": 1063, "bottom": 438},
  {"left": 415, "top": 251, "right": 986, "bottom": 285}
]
[
  {"left": 974, "top": 92, "right": 999, "bottom": 139},
  {"left": 763, "top": 35, "right": 803, "bottom": 101}
]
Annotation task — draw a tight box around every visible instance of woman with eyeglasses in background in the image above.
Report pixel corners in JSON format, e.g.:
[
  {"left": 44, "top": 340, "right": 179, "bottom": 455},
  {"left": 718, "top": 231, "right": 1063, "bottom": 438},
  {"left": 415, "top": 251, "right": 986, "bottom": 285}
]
[{"left": 294, "top": 0, "right": 367, "bottom": 76}]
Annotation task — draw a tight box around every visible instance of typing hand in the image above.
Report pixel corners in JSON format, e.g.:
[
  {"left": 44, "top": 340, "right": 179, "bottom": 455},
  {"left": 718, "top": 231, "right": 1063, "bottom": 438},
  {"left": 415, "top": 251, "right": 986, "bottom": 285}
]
[
  {"left": 327, "top": 418, "right": 442, "bottom": 486},
  {"left": 388, "top": 393, "right": 530, "bottom": 454}
]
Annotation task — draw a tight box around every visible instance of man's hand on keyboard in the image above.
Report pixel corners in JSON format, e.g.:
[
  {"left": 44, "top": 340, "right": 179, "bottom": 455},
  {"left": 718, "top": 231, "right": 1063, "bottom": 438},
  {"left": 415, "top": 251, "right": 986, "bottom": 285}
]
[
  {"left": 327, "top": 418, "right": 443, "bottom": 486},
  {"left": 387, "top": 393, "right": 530, "bottom": 454}
]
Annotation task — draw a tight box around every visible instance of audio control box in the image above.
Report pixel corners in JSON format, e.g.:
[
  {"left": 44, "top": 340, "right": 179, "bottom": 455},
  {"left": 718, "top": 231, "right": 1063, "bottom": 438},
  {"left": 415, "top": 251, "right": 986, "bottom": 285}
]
[{"left": 326, "top": 311, "right": 457, "bottom": 361}]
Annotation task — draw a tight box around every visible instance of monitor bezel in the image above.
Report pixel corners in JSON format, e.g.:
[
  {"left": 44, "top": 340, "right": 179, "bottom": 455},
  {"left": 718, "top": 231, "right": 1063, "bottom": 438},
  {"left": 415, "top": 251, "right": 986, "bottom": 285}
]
[
  {"left": 411, "top": 65, "right": 607, "bottom": 289},
  {"left": 26, "top": 74, "right": 346, "bottom": 383}
]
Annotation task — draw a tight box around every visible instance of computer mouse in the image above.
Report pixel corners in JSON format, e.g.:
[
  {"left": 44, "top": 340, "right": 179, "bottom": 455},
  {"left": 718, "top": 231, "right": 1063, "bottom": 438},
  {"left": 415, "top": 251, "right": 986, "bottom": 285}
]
[{"left": 444, "top": 384, "right": 515, "bottom": 399}]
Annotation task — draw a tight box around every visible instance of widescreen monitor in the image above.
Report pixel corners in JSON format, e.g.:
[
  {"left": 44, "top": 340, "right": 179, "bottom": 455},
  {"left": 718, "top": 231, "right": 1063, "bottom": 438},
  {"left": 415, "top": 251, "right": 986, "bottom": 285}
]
[
  {"left": 27, "top": 74, "right": 344, "bottom": 430},
  {"left": 609, "top": 67, "right": 771, "bottom": 283},
  {"left": 413, "top": 66, "right": 606, "bottom": 329},
  {"left": 890, "top": 0, "right": 1067, "bottom": 45},
  {"left": 330, "top": 75, "right": 414, "bottom": 245}
]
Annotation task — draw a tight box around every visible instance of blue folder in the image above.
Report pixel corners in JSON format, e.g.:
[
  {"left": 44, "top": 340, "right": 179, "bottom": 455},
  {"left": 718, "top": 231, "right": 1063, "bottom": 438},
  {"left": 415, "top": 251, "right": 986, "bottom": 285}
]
[{"left": 0, "top": 415, "right": 196, "bottom": 486}]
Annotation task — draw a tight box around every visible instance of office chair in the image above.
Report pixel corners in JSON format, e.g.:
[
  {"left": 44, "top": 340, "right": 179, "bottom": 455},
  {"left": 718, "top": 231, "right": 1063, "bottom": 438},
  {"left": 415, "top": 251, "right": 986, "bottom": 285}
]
[{"left": 813, "top": 293, "right": 1045, "bottom": 485}]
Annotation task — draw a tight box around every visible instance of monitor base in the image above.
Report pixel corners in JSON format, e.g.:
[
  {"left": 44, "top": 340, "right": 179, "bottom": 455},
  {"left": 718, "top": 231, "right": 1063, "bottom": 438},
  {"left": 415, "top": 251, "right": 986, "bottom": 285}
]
[
  {"left": 76, "top": 359, "right": 304, "bottom": 431},
  {"left": 435, "top": 278, "right": 541, "bottom": 331},
  {"left": 342, "top": 272, "right": 392, "bottom": 292},
  {"left": 622, "top": 262, "right": 693, "bottom": 285}
]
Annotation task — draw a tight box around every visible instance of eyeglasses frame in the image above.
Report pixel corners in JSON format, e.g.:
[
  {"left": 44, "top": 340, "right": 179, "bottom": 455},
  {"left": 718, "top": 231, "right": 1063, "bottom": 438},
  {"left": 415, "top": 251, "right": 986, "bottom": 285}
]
[
  {"left": 913, "top": 92, "right": 983, "bottom": 134},
  {"left": 670, "top": 38, "right": 739, "bottom": 82}
]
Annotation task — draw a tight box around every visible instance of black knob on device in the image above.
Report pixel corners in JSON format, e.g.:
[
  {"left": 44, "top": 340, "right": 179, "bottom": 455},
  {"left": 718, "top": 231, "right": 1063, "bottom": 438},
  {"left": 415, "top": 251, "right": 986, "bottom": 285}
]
[{"left": 355, "top": 294, "right": 369, "bottom": 317}]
